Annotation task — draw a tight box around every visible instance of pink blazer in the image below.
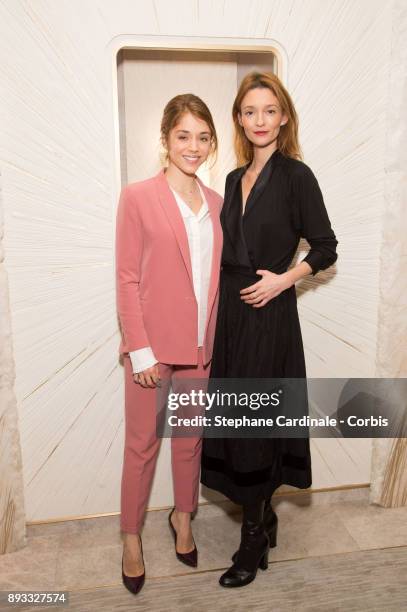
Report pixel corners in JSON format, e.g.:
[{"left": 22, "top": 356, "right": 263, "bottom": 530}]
[{"left": 115, "top": 168, "right": 223, "bottom": 367}]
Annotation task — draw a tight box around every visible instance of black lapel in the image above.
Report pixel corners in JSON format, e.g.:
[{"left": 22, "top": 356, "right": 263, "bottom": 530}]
[
  {"left": 243, "top": 148, "right": 282, "bottom": 220},
  {"left": 222, "top": 163, "right": 249, "bottom": 250}
]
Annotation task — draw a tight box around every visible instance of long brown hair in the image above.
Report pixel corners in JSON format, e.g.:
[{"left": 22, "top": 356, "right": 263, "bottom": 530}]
[
  {"left": 232, "top": 72, "right": 302, "bottom": 165},
  {"left": 160, "top": 94, "right": 218, "bottom": 165}
]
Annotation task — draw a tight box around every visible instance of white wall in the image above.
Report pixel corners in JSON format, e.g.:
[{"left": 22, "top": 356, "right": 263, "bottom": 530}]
[{"left": 0, "top": 0, "right": 394, "bottom": 522}]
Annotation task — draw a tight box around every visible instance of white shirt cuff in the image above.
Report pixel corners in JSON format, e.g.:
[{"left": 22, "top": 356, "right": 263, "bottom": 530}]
[{"left": 129, "top": 347, "right": 158, "bottom": 373}]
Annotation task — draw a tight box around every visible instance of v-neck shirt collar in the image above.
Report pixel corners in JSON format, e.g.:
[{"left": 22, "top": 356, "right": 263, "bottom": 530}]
[{"left": 169, "top": 182, "right": 209, "bottom": 220}]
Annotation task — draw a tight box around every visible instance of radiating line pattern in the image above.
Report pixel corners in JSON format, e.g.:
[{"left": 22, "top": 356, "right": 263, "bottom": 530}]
[{"left": 0, "top": 0, "right": 395, "bottom": 522}]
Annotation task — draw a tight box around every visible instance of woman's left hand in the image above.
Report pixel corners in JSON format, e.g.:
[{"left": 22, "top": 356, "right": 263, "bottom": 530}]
[{"left": 240, "top": 269, "right": 292, "bottom": 308}]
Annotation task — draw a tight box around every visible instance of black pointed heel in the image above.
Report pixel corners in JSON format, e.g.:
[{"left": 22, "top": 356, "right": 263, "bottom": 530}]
[
  {"left": 168, "top": 508, "right": 198, "bottom": 568},
  {"left": 121, "top": 535, "right": 145, "bottom": 595}
]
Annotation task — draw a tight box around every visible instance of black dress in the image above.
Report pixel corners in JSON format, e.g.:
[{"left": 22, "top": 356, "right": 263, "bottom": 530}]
[{"left": 200, "top": 148, "right": 338, "bottom": 505}]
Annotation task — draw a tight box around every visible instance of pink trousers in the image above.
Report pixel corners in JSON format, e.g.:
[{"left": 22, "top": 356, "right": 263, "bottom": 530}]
[{"left": 120, "top": 348, "right": 209, "bottom": 534}]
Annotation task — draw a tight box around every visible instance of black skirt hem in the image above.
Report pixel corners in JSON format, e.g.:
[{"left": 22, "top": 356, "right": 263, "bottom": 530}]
[{"left": 201, "top": 453, "right": 312, "bottom": 505}]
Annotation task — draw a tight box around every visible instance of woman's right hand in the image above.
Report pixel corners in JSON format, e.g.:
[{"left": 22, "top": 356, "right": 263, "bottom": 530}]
[{"left": 133, "top": 363, "right": 161, "bottom": 388}]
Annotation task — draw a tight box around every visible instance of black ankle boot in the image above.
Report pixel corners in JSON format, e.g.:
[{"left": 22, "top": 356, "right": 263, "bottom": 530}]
[
  {"left": 231, "top": 498, "right": 277, "bottom": 562},
  {"left": 220, "top": 500, "right": 269, "bottom": 588}
]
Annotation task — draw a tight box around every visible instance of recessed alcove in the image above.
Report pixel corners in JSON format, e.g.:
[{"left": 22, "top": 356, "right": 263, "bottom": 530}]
[{"left": 116, "top": 47, "right": 279, "bottom": 191}]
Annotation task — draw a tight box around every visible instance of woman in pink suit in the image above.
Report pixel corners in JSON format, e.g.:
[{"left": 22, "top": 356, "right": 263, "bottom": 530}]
[{"left": 115, "top": 94, "right": 223, "bottom": 595}]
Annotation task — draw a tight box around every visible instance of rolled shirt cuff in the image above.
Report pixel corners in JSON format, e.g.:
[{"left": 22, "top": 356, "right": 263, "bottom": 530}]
[{"left": 129, "top": 346, "right": 158, "bottom": 373}]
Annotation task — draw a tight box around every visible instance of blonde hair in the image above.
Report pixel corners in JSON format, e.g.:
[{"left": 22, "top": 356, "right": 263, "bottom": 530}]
[
  {"left": 232, "top": 72, "right": 302, "bottom": 165},
  {"left": 160, "top": 94, "right": 218, "bottom": 165}
]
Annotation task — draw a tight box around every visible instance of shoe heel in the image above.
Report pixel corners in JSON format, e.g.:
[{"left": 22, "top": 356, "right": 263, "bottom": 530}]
[
  {"left": 269, "top": 523, "right": 277, "bottom": 548},
  {"left": 168, "top": 508, "right": 198, "bottom": 568},
  {"left": 259, "top": 545, "right": 269, "bottom": 570}
]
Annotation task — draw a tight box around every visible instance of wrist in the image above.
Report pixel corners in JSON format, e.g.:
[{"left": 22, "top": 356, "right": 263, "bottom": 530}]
[{"left": 282, "top": 270, "right": 295, "bottom": 288}]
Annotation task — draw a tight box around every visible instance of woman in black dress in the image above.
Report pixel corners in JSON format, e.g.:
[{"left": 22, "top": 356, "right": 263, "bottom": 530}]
[{"left": 201, "top": 71, "right": 338, "bottom": 588}]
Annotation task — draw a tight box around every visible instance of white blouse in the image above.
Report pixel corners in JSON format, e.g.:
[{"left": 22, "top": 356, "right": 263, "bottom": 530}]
[{"left": 129, "top": 182, "right": 214, "bottom": 374}]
